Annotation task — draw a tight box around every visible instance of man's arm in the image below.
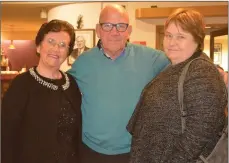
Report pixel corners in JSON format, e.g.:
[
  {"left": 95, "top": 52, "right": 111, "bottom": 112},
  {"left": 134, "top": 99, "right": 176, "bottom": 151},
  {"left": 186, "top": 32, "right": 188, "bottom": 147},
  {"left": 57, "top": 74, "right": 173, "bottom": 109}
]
[{"left": 150, "top": 49, "right": 170, "bottom": 79}]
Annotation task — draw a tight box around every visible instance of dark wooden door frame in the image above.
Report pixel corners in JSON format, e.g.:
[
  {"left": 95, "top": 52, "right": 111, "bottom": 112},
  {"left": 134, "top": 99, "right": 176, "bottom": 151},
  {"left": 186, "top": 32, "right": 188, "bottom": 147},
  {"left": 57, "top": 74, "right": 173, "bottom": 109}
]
[
  {"left": 210, "top": 27, "right": 228, "bottom": 61},
  {"left": 156, "top": 25, "right": 164, "bottom": 50}
]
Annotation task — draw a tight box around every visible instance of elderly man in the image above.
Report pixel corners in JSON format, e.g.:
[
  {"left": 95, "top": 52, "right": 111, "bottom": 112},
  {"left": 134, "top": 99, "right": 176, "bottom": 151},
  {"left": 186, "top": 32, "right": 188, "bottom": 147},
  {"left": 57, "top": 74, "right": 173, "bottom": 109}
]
[
  {"left": 68, "top": 4, "right": 170, "bottom": 163},
  {"left": 68, "top": 35, "right": 90, "bottom": 64}
]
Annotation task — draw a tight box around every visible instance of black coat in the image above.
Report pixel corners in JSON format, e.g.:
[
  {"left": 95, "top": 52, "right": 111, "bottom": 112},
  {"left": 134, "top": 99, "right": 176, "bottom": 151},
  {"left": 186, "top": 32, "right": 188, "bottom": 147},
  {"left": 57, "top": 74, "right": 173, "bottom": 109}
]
[
  {"left": 127, "top": 53, "right": 228, "bottom": 163},
  {"left": 1, "top": 67, "right": 82, "bottom": 163}
]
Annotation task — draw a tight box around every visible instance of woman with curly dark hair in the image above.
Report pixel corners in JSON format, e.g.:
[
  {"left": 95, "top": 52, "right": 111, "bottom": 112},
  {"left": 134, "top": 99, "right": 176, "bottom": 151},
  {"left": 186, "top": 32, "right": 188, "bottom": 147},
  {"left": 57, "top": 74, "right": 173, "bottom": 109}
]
[{"left": 2, "top": 19, "right": 82, "bottom": 163}]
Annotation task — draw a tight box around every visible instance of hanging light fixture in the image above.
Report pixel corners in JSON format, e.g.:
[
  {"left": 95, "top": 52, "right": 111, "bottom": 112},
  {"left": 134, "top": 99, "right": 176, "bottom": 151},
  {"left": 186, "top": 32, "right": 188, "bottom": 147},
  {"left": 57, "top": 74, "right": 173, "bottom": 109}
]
[
  {"left": 9, "top": 40, "right": 15, "bottom": 49},
  {"left": 8, "top": 25, "right": 15, "bottom": 49},
  {"left": 40, "top": 8, "right": 47, "bottom": 19}
]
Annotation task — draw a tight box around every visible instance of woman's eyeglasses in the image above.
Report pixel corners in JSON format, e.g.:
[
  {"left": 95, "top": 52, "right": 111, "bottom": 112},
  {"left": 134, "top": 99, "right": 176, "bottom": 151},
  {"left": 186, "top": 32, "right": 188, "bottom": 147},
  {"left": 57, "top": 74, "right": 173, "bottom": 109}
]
[{"left": 46, "top": 38, "right": 69, "bottom": 51}]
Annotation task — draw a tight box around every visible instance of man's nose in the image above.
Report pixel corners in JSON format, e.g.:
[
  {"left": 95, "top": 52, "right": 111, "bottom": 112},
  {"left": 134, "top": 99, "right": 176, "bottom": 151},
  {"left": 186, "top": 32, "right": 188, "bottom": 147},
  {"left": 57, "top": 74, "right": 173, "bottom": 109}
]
[{"left": 110, "top": 26, "right": 119, "bottom": 34}]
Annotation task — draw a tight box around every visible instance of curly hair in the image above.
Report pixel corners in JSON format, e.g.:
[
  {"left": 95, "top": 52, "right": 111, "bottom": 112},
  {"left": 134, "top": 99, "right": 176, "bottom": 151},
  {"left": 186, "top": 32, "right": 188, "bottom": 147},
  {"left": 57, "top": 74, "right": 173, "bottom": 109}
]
[{"left": 35, "top": 19, "right": 75, "bottom": 56}]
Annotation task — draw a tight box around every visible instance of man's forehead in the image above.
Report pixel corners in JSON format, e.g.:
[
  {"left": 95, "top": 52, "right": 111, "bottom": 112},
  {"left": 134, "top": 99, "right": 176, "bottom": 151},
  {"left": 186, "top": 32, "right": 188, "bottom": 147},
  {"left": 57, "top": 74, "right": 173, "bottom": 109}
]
[
  {"left": 100, "top": 8, "right": 129, "bottom": 23},
  {"left": 100, "top": 15, "right": 128, "bottom": 23},
  {"left": 76, "top": 38, "right": 84, "bottom": 42}
]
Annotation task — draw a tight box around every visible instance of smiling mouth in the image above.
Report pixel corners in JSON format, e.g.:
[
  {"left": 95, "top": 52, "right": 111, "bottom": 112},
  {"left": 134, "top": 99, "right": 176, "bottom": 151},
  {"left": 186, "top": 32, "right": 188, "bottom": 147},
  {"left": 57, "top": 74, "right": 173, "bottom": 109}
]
[
  {"left": 49, "top": 54, "right": 59, "bottom": 59},
  {"left": 168, "top": 49, "right": 179, "bottom": 51},
  {"left": 109, "top": 39, "right": 121, "bottom": 42}
]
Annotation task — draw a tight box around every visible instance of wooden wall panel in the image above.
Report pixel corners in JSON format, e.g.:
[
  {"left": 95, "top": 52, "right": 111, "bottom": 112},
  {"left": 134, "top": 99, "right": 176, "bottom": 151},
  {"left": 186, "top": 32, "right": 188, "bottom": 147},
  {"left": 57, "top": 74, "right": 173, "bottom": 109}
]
[{"left": 136, "top": 5, "right": 228, "bottom": 19}]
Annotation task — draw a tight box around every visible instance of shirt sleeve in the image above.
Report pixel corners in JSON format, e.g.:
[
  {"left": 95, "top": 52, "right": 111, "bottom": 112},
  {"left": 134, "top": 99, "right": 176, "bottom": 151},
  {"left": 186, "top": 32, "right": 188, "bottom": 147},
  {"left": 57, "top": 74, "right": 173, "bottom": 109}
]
[
  {"left": 160, "top": 60, "right": 228, "bottom": 162},
  {"left": 1, "top": 75, "right": 29, "bottom": 163},
  {"left": 150, "top": 49, "right": 170, "bottom": 79}
]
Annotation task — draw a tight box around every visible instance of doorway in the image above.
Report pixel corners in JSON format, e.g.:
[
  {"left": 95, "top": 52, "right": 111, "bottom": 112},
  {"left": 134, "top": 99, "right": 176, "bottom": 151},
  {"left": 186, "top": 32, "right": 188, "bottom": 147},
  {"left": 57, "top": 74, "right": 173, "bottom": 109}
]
[{"left": 210, "top": 27, "right": 228, "bottom": 71}]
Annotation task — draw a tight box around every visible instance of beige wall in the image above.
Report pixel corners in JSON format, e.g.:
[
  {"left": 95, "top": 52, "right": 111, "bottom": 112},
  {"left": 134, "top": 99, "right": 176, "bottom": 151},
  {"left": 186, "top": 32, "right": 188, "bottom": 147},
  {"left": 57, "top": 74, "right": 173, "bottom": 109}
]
[
  {"left": 216, "top": 36, "right": 228, "bottom": 71},
  {"left": 47, "top": 1, "right": 228, "bottom": 72},
  {"left": 2, "top": 2, "right": 224, "bottom": 71}
]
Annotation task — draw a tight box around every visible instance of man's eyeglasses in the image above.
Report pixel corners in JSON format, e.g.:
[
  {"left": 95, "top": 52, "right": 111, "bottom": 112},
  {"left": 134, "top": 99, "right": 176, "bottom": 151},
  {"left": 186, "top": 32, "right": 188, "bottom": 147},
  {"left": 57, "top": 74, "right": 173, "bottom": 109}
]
[
  {"left": 46, "top": 38, "right": 69, "bottom": 51},
  {"left": 99, "top": 23, "right": 129, "bottom": 32}
]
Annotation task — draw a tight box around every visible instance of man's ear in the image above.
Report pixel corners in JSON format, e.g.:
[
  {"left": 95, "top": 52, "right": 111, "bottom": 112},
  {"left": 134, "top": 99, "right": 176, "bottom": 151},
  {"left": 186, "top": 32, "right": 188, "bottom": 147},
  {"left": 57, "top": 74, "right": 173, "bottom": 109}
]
[
  {"left": 127, "top": 25, "right": 132, "bottom": 36},
  {"left": 96, "top": 24, "right": 101, "bottom": 39}
]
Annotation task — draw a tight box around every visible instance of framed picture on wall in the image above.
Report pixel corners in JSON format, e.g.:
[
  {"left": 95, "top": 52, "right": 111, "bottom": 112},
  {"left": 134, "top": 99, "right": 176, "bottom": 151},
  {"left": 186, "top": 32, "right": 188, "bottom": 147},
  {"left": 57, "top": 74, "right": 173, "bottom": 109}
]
[
  {"left": 68, "top": 29, "right": 96, "bottom": 65},
  {"left": 214, "top": 43, "right": 222, "bottom": 65}
]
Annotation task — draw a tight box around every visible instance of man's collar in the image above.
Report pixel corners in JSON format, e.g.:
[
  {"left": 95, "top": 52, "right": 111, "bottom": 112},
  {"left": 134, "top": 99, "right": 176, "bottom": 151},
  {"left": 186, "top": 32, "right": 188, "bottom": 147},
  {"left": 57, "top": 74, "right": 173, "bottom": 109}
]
[
  {"left": 97, "top": 39, "right": 128, "bottom": 50},
  {"left": 97, "top": 39, "right": 127, "bottom": 59},
  {"left": 97, "top": 39, "right": 103, "bottom": 50}
]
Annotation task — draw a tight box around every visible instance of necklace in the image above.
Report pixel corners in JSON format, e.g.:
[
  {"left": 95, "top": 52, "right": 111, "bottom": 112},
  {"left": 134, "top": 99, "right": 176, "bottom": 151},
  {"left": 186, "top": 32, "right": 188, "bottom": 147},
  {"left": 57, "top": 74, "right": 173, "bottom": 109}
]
[{"left": 29, "top": 67, "right": 70, "bottom": 91}]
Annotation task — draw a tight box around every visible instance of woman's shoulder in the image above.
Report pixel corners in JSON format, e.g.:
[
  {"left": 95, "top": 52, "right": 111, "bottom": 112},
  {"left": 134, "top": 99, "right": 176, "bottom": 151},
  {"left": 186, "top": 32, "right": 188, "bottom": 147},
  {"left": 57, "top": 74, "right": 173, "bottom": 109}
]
[
  {"left": 65, "top": 72, "right": 81, "bottom": 90},
  {"left": 3, "top": 71, "right": 32, "bottom": 100},
  {"left": 64, "top": 72, "right": 82, "bottom": 105},
  {"left": 11, "top": 70, "right": 32, "bottom": 86},
  {"left": 188, "top": 53, "right": 217, "bottom": 72},
  {"left": 65, "top": 72, "right": 76, "bottom": 82},
  {"left": 184, "top": 54, "right": 223, "bottom": 89}
]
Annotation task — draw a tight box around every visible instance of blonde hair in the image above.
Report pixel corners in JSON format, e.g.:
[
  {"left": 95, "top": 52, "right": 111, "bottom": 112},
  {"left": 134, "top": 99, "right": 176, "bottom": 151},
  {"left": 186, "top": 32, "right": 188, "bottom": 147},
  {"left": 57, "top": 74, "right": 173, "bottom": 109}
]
[{"left": 164, "top": 8, "right": 206, "bottom": 51}]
